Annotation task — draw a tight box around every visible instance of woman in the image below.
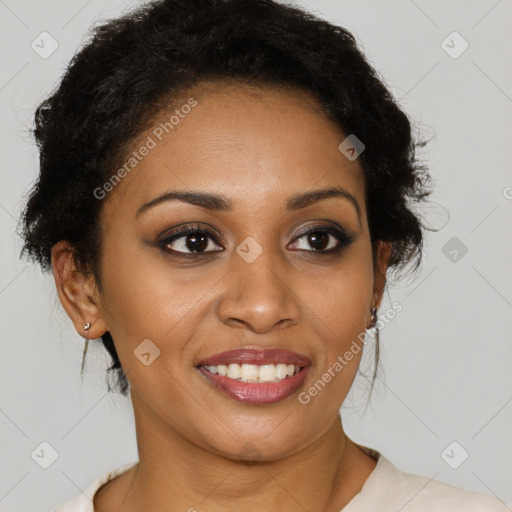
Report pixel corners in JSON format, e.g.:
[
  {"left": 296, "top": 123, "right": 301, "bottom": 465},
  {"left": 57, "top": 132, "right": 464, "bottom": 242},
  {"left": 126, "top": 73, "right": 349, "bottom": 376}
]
[{"left": 20, "top": 0, "right": 504, "bottom": 510}]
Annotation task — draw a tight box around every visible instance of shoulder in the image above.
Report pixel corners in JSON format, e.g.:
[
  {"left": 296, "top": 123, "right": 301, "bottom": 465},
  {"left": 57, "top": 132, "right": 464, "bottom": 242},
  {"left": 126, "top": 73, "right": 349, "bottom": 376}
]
[
  {"left": 51, "top": 461, "right": 138, "bottom": 512},
  {"left": 387, "top": 458, "right": 505, "bottom": 511},
  {"left": 348, "top": 453, "right": 508, "bottom": 512}
]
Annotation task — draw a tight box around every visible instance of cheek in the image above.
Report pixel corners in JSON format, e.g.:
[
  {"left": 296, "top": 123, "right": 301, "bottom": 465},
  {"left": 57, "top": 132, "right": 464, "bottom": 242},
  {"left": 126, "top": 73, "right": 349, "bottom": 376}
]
[
  {"left": 98, "top": 233, "right": 219, "bottom": 370},
  {"left": 297, "top": 244, "right": 374, "bottom": 338},
  {"left": 297, "top": 275, "right": 370, "bottom": 420},
  {"left": 296, "top": 245, "right": 373, "bottom": 395}
]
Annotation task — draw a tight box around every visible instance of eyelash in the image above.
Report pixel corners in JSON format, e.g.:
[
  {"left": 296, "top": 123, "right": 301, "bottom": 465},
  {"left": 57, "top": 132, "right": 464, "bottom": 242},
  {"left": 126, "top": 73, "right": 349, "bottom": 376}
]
[{"left": 157, "top": 223, "right": 355, "bottom": 259}]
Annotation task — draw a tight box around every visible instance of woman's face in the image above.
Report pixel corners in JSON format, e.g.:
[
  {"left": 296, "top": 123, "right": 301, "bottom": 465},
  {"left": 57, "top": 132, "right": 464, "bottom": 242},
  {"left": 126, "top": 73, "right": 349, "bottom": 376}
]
[{"left": 95, "top": 82, "right": 387, "bottom": 460}]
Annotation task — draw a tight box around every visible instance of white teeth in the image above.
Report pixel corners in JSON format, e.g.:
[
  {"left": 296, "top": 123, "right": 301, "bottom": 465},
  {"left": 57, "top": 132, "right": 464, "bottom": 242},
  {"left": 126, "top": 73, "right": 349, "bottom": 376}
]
[
  {"left": 275, "top": 364, "right": 288, "bottom": 379},
  {"left": 204, "top": 363, "right": 301, "bottom": 383},
  {"left": 259, "top": 364, "right": 276, "bottom": 381},
  {"left": 240, "top": 364, "right": 259, "bottom": 382},
  {"left": 227, "top": 364, "right": 241, "bottom": 380}
]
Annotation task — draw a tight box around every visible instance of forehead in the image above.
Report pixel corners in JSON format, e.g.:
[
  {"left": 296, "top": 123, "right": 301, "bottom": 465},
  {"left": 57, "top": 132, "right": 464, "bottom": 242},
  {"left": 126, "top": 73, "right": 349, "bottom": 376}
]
[{"left": 102, "top": 81, "right": 366, "bottom": 217}]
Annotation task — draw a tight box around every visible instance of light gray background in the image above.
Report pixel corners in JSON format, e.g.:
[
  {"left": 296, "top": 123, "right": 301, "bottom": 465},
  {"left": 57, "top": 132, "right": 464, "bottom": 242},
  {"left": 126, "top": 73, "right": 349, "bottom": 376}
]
[{"left": 1, "top": 0, "right": 511, "bottom": 510}]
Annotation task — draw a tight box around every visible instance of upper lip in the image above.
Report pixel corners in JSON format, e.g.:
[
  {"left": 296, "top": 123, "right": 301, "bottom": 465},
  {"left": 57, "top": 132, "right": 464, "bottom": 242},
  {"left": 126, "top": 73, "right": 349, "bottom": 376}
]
[{"left": 196, "top": 348, "right": 312, "bottom": 367}]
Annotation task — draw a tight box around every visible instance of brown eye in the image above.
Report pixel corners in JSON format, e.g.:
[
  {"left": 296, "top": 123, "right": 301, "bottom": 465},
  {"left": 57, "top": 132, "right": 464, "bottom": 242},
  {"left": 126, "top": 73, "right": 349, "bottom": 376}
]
[
  {"left": 159, "top": 226, "right": 223, "bottom": 256},
  {"left": 289, "top": 226, "right": 354, "bottom": 253},
  {"left": 305, "top": 231, "right": 330, "bottom": 250}
]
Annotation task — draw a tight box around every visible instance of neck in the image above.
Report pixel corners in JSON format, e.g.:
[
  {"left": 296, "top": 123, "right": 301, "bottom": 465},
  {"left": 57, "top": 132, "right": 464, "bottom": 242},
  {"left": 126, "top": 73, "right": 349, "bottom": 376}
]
[{"left": 117, "top": 391, "right": 375, "bottom": 512}]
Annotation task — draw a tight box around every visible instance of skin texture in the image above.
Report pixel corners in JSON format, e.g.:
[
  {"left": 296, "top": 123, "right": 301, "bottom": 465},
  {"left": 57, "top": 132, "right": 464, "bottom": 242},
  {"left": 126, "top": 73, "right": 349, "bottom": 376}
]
[{"left": 52, "top": 81, "right": 392, "bottom": 512}]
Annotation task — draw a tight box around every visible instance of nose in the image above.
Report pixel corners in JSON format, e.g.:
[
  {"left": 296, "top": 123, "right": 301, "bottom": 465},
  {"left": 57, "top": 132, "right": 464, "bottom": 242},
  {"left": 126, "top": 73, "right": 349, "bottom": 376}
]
[{"left": 216, "top": 247, "right": 300, "bottom": 334}]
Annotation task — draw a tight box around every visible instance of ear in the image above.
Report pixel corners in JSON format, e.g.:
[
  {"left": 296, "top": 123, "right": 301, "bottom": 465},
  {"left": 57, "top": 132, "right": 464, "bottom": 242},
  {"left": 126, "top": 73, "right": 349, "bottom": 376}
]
[
  {"left": 51, "top": 240, "right": 108, "bottom": 340},
  {"left": 372, "top": 240, "right": 392, "bottom": 311}
]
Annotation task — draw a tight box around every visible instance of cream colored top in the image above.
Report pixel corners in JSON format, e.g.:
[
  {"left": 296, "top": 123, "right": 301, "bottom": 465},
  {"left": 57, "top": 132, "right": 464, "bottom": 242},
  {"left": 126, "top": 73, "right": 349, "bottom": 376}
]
[{"left": 52, "top": 453, "right": 507, "bottom": 511}]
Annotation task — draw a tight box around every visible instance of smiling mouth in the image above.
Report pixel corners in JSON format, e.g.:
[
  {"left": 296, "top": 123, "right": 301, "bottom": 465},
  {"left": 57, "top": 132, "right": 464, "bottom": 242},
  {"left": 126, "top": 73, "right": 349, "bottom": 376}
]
[
  {"left": 200, "top": 363, "right": 303, "bottom": 383},
  {"left": 197, "top": 363, "right": 310, "bottom": 404},
  {"left": 195, "top": 347, "right": 312, "bottom": 404}
]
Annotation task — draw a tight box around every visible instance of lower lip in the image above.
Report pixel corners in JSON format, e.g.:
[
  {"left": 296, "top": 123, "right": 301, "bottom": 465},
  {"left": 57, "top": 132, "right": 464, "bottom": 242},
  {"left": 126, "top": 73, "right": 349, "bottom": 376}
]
[{"left": 198, "top": 366, "right": 310, "bottom": 405}]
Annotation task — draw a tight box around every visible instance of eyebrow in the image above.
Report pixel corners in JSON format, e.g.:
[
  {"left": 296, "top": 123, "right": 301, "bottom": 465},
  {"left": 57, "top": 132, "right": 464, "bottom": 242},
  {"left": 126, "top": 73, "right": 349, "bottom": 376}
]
[{"left": 136, "top": 186, "right": 361, "bottom": 222}]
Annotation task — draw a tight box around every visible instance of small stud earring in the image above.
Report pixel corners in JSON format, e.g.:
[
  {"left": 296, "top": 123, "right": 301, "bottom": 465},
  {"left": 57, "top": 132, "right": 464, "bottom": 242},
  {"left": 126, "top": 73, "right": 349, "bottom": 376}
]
[
  {"left": 367, "top": 308, "right": 377, "bottom": 330},
  {"left": 81, "top": 322, "right": 92, "bottom": 375},
  {"left": 369, "top": 308, "right": 377, "bottom": 328}
]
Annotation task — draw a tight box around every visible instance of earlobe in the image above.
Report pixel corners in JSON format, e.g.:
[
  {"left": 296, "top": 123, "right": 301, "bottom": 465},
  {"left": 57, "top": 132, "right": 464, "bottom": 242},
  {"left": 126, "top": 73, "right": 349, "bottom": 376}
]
[{"left": 51, "top": 241, "right": 108, "bottom": 339}]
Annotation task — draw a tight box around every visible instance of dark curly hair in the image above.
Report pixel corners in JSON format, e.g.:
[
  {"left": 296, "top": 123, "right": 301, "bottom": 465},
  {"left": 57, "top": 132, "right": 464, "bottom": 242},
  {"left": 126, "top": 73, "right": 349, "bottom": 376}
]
[{"left": 19, "top": 0, "right": 434, "bottom": 396}]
